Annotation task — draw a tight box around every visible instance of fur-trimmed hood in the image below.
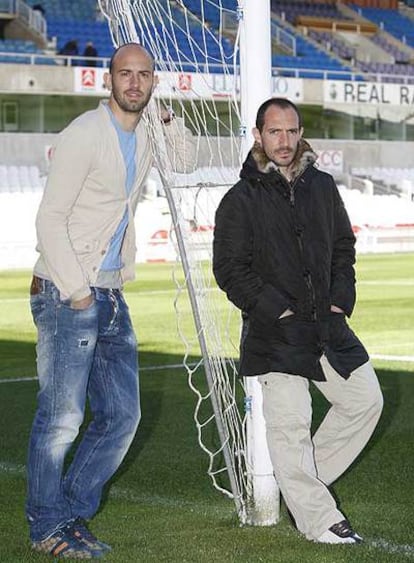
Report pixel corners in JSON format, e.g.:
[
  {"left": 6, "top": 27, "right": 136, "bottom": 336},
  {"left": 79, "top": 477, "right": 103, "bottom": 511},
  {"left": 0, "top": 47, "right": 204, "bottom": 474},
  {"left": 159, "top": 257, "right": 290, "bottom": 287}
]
[{"left": 240, "top": 138, "right": 318, "bottom": 182}]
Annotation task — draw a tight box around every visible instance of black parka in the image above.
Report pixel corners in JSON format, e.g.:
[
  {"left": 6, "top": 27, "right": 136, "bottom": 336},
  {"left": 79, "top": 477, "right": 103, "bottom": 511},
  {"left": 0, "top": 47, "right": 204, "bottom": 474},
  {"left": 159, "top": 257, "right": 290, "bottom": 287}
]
[{"left": 212, "top": 139, "right": 369, "bottom": 381}]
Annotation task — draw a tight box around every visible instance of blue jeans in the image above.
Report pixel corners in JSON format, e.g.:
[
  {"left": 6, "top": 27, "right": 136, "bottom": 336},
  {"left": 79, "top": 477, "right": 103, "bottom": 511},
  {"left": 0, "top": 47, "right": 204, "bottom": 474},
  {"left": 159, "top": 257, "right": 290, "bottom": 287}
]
[{"left": 26, "top": 279, "right": 140, "bottom": 541}]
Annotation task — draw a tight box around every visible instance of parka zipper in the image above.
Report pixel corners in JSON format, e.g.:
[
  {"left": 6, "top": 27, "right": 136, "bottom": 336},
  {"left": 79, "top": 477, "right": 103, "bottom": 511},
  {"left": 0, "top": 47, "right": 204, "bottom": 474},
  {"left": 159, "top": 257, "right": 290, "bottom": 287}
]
[
  {"left": 286, "top": 174, "right": 318, "bottom": 322},
  {"left": 289, "top": 183, "right": 295, "bottom": 206}
]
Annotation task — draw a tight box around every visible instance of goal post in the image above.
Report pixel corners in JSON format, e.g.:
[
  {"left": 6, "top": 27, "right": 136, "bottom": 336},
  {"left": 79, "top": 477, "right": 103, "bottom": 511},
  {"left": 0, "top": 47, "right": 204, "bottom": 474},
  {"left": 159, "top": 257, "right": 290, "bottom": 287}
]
[
  {"left": 99, "top": 0, "right": 280, "bottom": 526},
  {"left": 239, "top": 0, "right": 280, "bottom": 525}
]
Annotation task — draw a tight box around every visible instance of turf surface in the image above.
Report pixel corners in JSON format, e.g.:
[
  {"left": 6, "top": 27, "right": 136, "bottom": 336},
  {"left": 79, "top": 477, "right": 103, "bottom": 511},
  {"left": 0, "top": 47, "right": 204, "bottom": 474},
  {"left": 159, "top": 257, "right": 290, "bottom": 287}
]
[{"left": 0, "top": 254, "right": 413, "bottom": 562}]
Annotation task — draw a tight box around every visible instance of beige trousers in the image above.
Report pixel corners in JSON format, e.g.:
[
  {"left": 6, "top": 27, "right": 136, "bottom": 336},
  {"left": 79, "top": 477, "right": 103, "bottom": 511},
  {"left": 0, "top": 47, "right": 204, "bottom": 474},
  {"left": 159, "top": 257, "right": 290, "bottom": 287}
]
[{"left": 258, "top": 355, "right": 383, "bottom": 540}]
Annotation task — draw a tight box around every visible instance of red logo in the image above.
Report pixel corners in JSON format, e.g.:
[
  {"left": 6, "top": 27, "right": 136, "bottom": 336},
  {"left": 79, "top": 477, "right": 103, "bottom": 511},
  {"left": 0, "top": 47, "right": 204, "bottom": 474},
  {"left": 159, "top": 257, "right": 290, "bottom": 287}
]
[
  {"left": 81, "top": 69, "right": 96, "bottom": 88},
  {"left": 178, "top": 73, "right": 192, "bottom": 91}
]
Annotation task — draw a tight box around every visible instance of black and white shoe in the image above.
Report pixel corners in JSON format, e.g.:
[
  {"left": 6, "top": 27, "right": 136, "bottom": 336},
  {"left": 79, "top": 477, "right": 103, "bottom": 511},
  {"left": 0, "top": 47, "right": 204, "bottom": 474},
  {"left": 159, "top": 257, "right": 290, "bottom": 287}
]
[{"left": 316, "top": 519, "right": 363, "bottom": 544}]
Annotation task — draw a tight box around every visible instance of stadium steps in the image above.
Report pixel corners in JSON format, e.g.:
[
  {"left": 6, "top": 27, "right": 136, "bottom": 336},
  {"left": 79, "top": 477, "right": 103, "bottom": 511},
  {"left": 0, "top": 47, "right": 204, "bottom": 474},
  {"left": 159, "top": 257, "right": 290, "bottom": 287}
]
[{"left": 0, "top": 165, "right": 44, "bottom": 192}]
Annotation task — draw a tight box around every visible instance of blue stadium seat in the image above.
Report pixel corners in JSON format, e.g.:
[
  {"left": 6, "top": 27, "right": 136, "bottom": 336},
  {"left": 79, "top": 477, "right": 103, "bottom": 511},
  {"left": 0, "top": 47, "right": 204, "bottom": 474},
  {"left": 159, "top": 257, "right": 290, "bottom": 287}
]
[
  {"left": 348, "top": 4, "right": 414, "bottom": 49},
  {"left": 9, "top": 0, "right": 403, "bottom": 80}
]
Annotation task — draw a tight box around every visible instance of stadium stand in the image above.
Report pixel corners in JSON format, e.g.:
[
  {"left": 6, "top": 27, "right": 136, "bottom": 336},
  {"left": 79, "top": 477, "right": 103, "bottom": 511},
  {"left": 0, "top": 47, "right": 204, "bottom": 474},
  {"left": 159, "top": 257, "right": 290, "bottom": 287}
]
[
  {"left": 268, "top": 1, "right": 356, "bottom": 77},
  {"left": 25, "top": 0, "right": 112, "bottom": 61},
  {"left": 0, "top": 0, "right": 413, "bottom": 264},
  {"left": 352, "top": 166, "right": 414, "bottom": 199},
  {"left": 0, "top": 1, "right": 412, "bottom": 177},
  {"left": 349, "top": 4, "right": 414, "bottom": 48},
  {"left": 340, "top": 3, "right": 414, "bottom": 80},
  {"left": 371, "top": 32, "right": 411, "bottom": 63},
  {"left": 0, "top": 0, "right": 410, "bottom": 80},
  {"left": 273, "top": 0, "right": 353, "bottom": 25},
  {"left": 27, "top": 0, "right": 237, "bottom": 69},
  {"left": 308, "top": 29, "right": 356, "bottom": 61},
  {"left": 0, "top": 164, "right": 44, "bottom": 192},
  {"left": 270, "top": 1, "right": 414, "bottom": 82},
  {"left": 183, "top": 0, "right": 237, "bottom": 28},
  {"left": 0, "top": 38, "right": 37, "bottom": 64}
]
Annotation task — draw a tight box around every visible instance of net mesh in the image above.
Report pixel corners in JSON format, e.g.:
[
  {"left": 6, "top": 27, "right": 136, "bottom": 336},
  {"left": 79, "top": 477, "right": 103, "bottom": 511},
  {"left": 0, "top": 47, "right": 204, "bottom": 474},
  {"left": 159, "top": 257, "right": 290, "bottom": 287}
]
[{"left": 98, "top": 0, "right": 253, "bottom": 522}]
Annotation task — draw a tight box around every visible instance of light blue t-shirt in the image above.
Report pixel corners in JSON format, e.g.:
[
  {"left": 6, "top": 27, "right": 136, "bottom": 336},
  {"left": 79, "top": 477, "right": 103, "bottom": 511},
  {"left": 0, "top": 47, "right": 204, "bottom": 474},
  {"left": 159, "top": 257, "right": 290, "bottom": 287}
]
[{"left": 100, "top": 107, "right": 137, "bottom": 271}]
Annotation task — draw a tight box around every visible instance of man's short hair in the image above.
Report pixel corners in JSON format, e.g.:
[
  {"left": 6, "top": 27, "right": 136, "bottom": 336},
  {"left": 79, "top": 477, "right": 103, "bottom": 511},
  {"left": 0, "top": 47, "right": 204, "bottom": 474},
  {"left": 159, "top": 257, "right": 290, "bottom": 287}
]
[{"left": 256, "top": 97, "right": 302, "bottom": 132}]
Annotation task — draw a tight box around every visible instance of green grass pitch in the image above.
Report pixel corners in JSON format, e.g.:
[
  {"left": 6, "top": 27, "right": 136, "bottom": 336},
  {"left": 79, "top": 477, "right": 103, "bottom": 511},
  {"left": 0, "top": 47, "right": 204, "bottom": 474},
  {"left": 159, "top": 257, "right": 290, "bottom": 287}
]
[{"left": 0, "top": 253, "right": 413, "bottom": 562}]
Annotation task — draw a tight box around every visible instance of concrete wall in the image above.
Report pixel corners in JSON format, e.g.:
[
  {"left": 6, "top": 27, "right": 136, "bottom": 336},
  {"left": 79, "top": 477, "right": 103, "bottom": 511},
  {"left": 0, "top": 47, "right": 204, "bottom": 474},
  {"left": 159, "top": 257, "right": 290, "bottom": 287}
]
[
  {"left": 0, "top": 63, "right": 74, "bottom": 96},
  {"left": 0, "top": 133, "right": 56, "bottom": 174},
  {"left": 0, "top": 63, "right": 413, "bottom": 171},
  {"left": 0, "top": 132, "right": 413, "bottom": 174},
  {"left": 310, "top": 138, "right": 414, "bottom": 172},
  {"left": 1, "top": 189, "right": 413, "bottom": 270}
]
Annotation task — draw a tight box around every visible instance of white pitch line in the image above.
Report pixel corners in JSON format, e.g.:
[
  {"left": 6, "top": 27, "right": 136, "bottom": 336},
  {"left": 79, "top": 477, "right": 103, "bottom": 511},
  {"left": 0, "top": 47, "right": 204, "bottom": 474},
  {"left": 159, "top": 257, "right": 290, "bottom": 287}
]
[
  {"left": 0, "top": 461, "right": 25, "bottom": 475},
  {"left": 359, "top": 280, "right": 414, "bottom": 286},
  {"left": 1, "top": 354, "right": 414, "bottom": 386},
  {"left": 371, "top": 354, "right": 414, "bottom": 362},
  {"left": 0, "top": 289, "right": 179, "bottom": 304},
  {"left": 1, "top": 461, "right": 413, "bottom": 556},
  {"left": 359, "top": 280, "right": 414, "bottom": 285},
  {"left": 1, "top": 279, "right": 413, "bottom": 305},
  {"left": 0, "top": 376, "right": 38, "bottom": 383},
  {"left": 368, "top": 538, "right": 414, "bottom": 558},
  {"left": 0, "top": 362, "right": 197, "bottom": 384}
]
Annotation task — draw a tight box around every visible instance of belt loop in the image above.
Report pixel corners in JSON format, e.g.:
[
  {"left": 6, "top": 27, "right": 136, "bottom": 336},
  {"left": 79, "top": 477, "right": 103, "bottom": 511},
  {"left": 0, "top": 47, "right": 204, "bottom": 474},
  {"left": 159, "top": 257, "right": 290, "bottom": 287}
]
[
  {"left": 30, "top": 275, "right": 42, "bottom": 296},
  {"left": 30, "top": 275, "right": 50, "bottom": 295}
]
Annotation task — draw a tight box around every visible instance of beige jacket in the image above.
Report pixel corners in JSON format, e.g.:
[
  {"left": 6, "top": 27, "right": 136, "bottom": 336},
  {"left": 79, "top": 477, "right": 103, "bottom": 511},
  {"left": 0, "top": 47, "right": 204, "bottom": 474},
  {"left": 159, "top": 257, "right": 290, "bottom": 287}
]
[{"left": 34, "top": 100, "right": 195, "bottom": 300}]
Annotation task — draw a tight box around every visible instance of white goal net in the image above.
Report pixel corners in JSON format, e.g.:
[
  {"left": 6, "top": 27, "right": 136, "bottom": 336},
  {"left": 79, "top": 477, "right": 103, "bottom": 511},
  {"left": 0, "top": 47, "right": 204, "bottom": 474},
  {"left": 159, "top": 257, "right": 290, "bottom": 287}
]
[{"left": 98, "top": 0, "right": 279, "bottom": 525}]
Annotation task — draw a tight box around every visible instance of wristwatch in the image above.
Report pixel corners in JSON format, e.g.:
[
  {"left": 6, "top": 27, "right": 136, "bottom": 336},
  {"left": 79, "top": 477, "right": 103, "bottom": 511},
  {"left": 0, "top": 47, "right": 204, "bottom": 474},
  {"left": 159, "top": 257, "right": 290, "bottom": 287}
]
[{"left": 162, "top": 107, "right": 175, "bottom": 124}]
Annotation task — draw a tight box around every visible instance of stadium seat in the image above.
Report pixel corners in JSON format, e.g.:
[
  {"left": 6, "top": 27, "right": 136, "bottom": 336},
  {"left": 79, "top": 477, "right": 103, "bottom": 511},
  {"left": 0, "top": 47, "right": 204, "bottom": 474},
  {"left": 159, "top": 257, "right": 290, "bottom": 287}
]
[
  {"left": 6, "top": 0, "right": 414, "bottom": 79},
  {"left": 0, "top": 165, "right": 44, "bottom": 193},
  {"left": 348, "top": 4, "right": 414, "bottom": 49}
]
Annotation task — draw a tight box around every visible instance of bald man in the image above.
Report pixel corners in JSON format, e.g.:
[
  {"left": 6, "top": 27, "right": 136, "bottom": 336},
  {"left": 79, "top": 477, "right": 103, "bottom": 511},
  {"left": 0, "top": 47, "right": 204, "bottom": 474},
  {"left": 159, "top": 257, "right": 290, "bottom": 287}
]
[{"left": 27, "top": 43, "right": 195, "bottom": 559}]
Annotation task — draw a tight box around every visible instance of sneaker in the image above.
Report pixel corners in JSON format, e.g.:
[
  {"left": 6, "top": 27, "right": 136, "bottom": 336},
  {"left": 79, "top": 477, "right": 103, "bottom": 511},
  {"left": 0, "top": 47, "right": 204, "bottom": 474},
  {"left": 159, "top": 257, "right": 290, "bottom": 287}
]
[
  {"left": 316, "top": 519, "right": 363, "bottom": 544},
  {"left": 72, "top": 517, "right": 112, "bottom": 553},
  {"left": 32, "top": 521, "right": 104, "bottom": 559}
]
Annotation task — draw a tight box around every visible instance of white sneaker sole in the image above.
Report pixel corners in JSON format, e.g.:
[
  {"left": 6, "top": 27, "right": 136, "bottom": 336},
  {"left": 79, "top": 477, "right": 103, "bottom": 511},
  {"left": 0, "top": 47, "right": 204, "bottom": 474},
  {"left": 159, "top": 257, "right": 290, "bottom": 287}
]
[{"left": 316, "top": 529, "right": 363, "bottom": 544}]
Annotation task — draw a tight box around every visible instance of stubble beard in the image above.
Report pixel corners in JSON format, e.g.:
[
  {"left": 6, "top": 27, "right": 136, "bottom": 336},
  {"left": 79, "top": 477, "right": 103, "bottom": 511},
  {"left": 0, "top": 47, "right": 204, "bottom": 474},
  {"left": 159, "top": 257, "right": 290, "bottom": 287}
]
[
  {"left": 269, "top": 147, "right": 296, "bottom": 169},
  {"left": 112, "top": 88, "right": 152, "bottom": 115}
]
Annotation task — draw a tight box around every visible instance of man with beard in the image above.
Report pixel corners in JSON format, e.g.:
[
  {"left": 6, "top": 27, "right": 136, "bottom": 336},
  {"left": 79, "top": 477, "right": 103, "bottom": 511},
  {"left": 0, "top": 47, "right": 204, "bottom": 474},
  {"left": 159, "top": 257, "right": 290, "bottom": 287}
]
[
  {"left": 213, "top": 97, "right": 383, "bottom": 545},
  {"left": 27, "top": 43, "right": 195, "bottom": 559}
]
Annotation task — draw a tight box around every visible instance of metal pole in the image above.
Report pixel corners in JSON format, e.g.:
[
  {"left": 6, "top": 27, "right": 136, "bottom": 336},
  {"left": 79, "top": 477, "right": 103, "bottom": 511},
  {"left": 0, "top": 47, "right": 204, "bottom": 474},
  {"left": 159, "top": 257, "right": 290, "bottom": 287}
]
[
  {"left": 239, "top": 0, "right": 272, "bottom": 157},
  {"left": 239, "top": 0, "right": 280, "bottom": 525},
  {"left": 163, "top": 186, "right": 246, "bottom": 522}
]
